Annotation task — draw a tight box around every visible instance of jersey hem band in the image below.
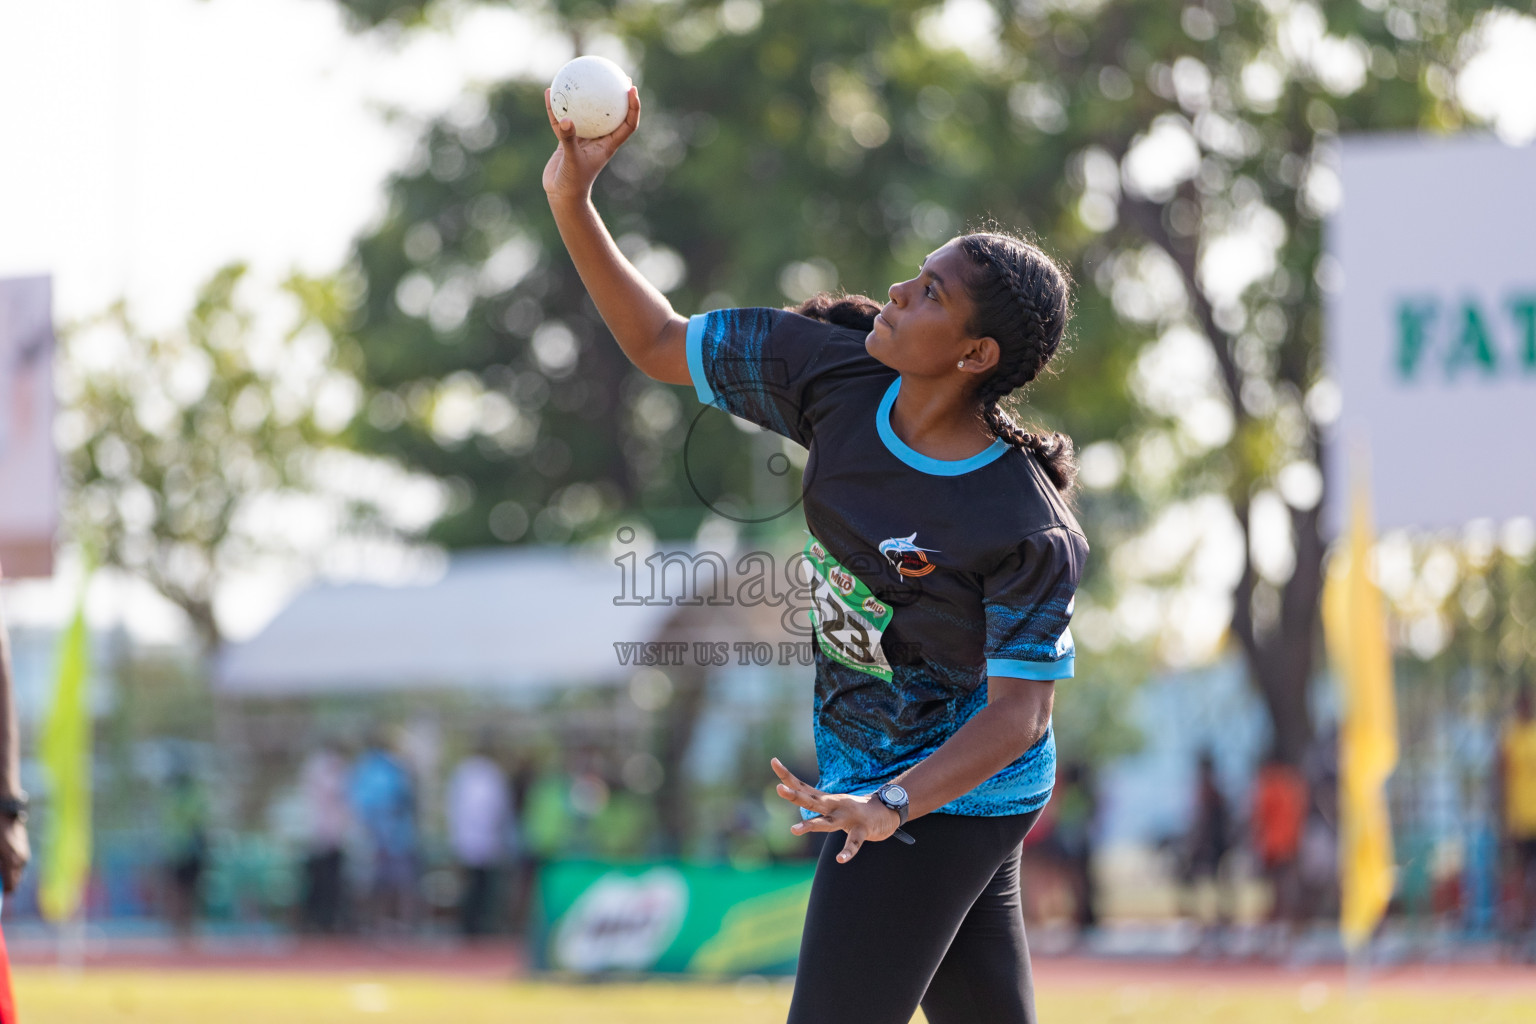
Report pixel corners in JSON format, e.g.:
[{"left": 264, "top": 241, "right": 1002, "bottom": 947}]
[
  {"left": 986, "top": 655, "right": 1076, "bottom": 681},
  {"left": 685, "top": 313, "right": 718, "bottom": 408}
]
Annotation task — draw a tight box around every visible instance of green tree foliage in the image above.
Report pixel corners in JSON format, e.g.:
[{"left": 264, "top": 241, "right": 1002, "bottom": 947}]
[
  {"left": 331, "top": 0, "right": 1147, "bottom": 555},
  {"left": 325, "top": 0, "right": 1519, "bottom": 765},
  {"left": 1041, "top": 0, "right": 1500, "bottom": 764},
  {"left": 62, "top": 266, "right": 368, "bottom": 651}
]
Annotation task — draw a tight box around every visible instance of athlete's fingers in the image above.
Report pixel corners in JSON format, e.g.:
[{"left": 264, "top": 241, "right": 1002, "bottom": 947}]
[
  {"left": 543, "top": 88, "right": 576, "bottom": 144},
  {"left": 791, "top": 814, "right": 838, "bottom": 834},
  {"left": 775, "top": 781, "right": 831, "bottom": 814},
  {"left": 780, "top": 779, "right": 841, "bottom": 810},
  {"left": 837, "top": 828, "right": 866, "bottom": 864},
  {"left": 543, "top": 88, "right": 560, "bottom": 132},
  {"left": 770, "top": 759, "right": 816, "bottom": 797},
  {"left": 776, "top": 764, "right": 823, "bottom": 793},
  {"left": 771, "top": 759, "right": 834, "bottom": 813},
  {"left": 769, "top": 757, "right": 804, "bottom": 787},
  {"left": 606, "top": 86, "right": 640, "bottom": 146}
]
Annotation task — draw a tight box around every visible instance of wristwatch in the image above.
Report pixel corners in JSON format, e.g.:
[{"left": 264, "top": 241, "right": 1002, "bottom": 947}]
[
  {"left": 874, "top": 783, "right": 916, "bottom": 845},
  {"left": 0, "top": 792, "right": 27, "bottom": 824}
]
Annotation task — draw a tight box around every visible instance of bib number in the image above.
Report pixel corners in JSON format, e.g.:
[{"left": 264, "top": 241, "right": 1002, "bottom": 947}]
[{"left": 804, "top": 533, "right": 894, "bottom": 681}]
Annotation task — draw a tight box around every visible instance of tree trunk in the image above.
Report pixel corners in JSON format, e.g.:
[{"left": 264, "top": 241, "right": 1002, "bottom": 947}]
[
  {"left": 654, "top": 662, "right": 709, "bottom": 853},
  {"left": 1120, "top": 191, "right": 1326, "bottom": 766}
]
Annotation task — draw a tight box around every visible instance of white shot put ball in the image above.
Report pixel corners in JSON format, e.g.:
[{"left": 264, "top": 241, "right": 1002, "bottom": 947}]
[{"left": 549, "top": 56, "right": 633, "bottom": 139}]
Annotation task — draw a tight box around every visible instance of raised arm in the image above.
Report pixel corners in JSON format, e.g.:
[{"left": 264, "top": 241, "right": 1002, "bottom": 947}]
[{"left": 542, "top": 85, "right": 690, "bottom": 387}]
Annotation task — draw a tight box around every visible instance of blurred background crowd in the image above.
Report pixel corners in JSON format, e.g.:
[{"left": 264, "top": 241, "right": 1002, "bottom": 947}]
[{"left": 5, "top": 609, "right": 1536, "bottom": 961}]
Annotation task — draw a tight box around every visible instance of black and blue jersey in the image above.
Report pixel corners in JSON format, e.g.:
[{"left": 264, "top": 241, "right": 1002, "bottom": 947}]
[{"left": 686, "top": 307, "right": 1088, "bottom": 815}]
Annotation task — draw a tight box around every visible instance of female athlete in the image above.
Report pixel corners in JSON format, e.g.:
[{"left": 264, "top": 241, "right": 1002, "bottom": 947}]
[{"left": 545, "top": 85, "right": 1087, "bottom": 1024}]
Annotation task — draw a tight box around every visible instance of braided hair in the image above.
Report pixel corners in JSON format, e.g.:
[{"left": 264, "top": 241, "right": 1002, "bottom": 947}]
[
  {"left": 792, "top": 291, "right": 881, "bottom": 332},
  {"left": 956, "top": 232, "right": 1076, "bottom": 494},
  {"left": 790, "top": 233, "right": 1075, "bottom": 494}
]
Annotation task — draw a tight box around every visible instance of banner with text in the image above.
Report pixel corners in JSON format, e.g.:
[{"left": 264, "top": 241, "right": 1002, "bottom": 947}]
[
  {"left": 0, "top": 276, "right": 57, "bottom": 576},
  {"left": 535, "top": 859, "right": 816, "bottom": 976},
  {"left": 1327, "top": 136, "right": 1536, "bottom": 534}
]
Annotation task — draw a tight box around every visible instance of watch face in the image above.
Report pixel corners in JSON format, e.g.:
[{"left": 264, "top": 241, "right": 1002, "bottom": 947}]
[{"left": 884, "top": 785, "right": 907, "bottom": 805}]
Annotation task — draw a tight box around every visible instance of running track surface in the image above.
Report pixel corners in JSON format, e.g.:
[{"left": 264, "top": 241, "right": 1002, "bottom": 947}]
[{"left": 6, "top": 939, "right": 1534, "bottom": 990}]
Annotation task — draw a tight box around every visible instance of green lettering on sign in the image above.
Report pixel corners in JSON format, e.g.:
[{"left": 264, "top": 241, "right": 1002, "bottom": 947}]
[
  {"left": 1395, "top": 299, "right": 1436, "bottom": 380},
  {"left": 1510, "top": 296, "right": 1536, "bottom": 371},
  {"left": 1444, "top": 301, "right": 1497, "bottom": 377}
]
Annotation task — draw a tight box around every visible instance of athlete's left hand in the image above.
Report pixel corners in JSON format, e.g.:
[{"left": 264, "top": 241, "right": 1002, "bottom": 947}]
[{"left": 771, "top": 757, "right": 900, "bottom": 864}]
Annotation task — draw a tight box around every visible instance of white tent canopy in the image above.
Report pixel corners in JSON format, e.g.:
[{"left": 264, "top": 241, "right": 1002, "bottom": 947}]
[{"left": 215, "top": 547, "right": 676, "bottom": 697}]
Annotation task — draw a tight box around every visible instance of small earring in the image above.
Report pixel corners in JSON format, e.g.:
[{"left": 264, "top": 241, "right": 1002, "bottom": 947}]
[{"left": 956, "top": 361, "right": 964, "bottom": 369}]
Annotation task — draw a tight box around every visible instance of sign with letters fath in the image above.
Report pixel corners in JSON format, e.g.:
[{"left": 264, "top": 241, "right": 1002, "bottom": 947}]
[
  {"left": 1327, "top": 136, "right": 1536, "bottom": 534},
  {"left": 0, "top": 276, "right": 57, "bottom": 577}
]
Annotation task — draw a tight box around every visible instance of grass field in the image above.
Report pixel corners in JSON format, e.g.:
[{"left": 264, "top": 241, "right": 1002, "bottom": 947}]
[{"left": 12, "top": 968, "right": 1536, "bottom": 1024}]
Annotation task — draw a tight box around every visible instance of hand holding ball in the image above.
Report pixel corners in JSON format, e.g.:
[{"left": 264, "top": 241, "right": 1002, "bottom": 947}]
[
  {"left": 542, "top": 56, "right": 640, "bottom": 201},
  {"left": 549, "top": 56, "right": 633, "bottom": 139}
]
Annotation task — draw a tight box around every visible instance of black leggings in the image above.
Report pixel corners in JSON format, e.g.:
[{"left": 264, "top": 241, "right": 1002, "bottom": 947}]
[{"left": 787, "top": 808, "right": 1043, "bottom": 1024}]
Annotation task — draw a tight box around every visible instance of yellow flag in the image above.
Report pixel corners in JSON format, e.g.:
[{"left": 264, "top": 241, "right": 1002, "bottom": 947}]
[
  {"left": 39, "top": 569, "right": 92, "bottom": 922},
  {"left": 1322, "top": 476, "right": 1398, "bottom": 952}
]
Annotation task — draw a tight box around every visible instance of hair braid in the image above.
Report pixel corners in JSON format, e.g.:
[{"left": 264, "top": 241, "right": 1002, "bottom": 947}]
[
  {"left": 958, "top": 234, "right": 1077, "bottom": 493},
  {"left": 788, "top": 291, "right": 881, "bottom": 332}
]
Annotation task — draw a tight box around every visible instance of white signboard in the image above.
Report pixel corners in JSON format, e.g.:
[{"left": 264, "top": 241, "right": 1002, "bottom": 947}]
[
  {"left": 0, "top": 276, "right": 57, "bottom": 577},
  {"left": 1328, "top": 136, "right": 1536, "bottom": 534}
]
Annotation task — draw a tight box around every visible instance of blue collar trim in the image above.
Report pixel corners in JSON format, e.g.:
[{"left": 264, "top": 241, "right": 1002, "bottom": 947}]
[{"left": 876, "top": 377, "right": 1011, "bottom": 476}]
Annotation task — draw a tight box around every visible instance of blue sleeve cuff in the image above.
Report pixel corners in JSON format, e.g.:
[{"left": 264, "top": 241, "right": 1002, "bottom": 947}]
[
  {"left": 685, "top": 313, "right": 719, "bottom": 408},
  {"left": 986, "top": 655, "right": 1075, "bottom": 681}
]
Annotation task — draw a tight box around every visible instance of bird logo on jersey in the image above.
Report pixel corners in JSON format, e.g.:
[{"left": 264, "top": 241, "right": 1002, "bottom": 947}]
[{"left": 878, "top": 533, "right": 940, "bottom": 577}]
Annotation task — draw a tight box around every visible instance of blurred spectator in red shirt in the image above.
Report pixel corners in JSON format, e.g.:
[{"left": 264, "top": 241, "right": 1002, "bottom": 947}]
[{"left": 1251, "top": 752, "right": 1308, "bottom": 937}]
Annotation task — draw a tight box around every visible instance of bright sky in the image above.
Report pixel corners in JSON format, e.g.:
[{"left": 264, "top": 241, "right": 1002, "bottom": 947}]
[
  {"left": 1, "top": 0, "right": 1533, "bottom": 649},
  {"left": 0, "top": 0, "right": 582, "bottom": 331},
  {"left": 0, "top": 0, "right": 578, "bottom": 641}
]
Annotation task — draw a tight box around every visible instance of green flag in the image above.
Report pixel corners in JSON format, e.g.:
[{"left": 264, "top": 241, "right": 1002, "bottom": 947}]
[{"left": 39, "top": 570, "right": 92, "bottom": 922}]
